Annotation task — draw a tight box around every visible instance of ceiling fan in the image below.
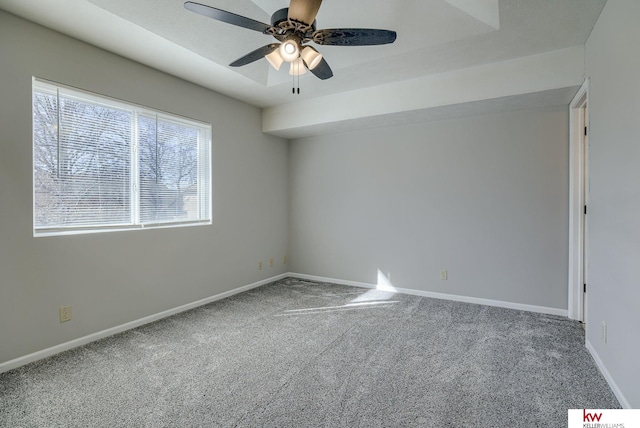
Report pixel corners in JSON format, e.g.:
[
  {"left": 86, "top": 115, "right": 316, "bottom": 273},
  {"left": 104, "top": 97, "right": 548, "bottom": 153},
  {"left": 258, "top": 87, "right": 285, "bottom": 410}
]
[{"left": 184, "top": 0, "right": 397, "bottom": 81}]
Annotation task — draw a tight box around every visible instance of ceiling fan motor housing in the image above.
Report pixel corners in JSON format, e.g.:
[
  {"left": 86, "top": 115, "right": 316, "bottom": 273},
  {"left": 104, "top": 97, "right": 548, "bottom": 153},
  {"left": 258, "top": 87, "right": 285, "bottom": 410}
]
[
  {"left": 269, "top": 7, "right": 316, "bottom": 44},
  {"left": 270, "top": 8, "right": 316, "bottom": 30}
]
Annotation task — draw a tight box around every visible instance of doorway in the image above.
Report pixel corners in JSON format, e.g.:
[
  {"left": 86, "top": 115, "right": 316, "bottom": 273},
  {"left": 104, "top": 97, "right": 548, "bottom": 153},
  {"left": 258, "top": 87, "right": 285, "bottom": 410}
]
[{"left": 568, "top": 79, "right": 589, "bottom": 325}]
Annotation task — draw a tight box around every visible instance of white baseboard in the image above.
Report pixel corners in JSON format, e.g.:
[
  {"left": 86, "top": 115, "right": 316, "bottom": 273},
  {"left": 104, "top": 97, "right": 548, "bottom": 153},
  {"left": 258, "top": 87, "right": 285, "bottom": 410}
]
[
  {"left": 0, "top": 271, "right": 570, "bottom": 374},
  {"left": 0, "top": 273, "right": 288, "bottom": 375},
  {"left": 288, "top": 272, "right": 568, "bottom": 317},
  {"left": 586, "top": 340, "right": 631, "bottom": 409},
  {"left": 289, "top": 272, "right": 375, "bottom": 290},
  {"left": 4, "top": 271, "right": 626, "bottom": 410}
]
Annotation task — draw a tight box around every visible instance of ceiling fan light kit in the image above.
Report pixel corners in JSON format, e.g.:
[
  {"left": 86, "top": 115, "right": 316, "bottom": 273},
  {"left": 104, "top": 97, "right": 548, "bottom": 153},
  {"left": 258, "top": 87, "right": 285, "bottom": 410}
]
[
  {"left": 279, "top": 38, "right": 300, "bottom": 62},
  {"left": 264, "top": 49, "right": 284, "bottom": 71},
  {"left": 300, "top": 46, "right": 322, "bottom": 70},
  {"left": 184, "top": 0, "right": 397, "bottom": 91}
]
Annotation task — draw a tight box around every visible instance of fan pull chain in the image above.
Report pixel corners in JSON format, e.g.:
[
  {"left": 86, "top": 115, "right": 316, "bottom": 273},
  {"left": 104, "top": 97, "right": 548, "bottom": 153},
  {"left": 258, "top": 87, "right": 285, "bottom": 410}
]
[{"left": 291, "top": 59, "right": 301, "bottom": 94}]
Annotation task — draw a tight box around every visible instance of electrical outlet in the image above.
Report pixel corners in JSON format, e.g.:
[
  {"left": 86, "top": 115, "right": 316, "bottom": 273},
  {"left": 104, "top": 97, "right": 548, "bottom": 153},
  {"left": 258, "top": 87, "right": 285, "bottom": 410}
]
[
  {"left": 258, "top": 261, "right": 263, "bottom": 270},
  {"left": 440, "top": 270, "right": 448, "bottom": 280},
  {"left": 283, "top": 255, "right": 287, "bottom": 264},
  {"left": 269, "top": 258, "right": 274, "bottom": 267},
  {"left": 602, "top": 321, "right": 607, "bottom": 344},
  {"left": 59, "top": 306, "right": 72, "bottom": 323}
]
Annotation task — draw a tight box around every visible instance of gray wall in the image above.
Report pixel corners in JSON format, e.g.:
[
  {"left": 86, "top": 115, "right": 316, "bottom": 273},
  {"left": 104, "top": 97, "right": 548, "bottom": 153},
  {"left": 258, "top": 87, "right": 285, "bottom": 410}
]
[
  {"left": 289, "top": 107, "right": 569, "bottom": 310},
  {"left": 585, "top": 0, "right": 640, "bottom": 408},
  {"left": 0, "top": 11, "right": 288, "bottom": 365}
]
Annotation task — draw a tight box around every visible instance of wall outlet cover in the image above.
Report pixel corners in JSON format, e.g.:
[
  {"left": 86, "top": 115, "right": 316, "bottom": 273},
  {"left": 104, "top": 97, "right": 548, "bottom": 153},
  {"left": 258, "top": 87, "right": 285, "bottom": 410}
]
[{"left": 59, "top": 306, "right": 72, "bottom": 323}]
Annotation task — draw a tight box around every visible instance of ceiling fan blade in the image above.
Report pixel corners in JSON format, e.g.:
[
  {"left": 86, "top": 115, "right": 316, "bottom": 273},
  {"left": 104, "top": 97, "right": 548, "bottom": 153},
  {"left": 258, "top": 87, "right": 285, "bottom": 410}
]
[
  {"left": 230, "top": 44, "right": 280, "bottom": 67},
  {"left": 313, "top": 28, "right": 397, "bottom": 46},
  {"left": 288, "top": 0, "right": 322, "bottom": 26},
  {"left": 184, "top": 1, "right": 272, "bottom": 33},
  {"left": 308, "top": 57, "right": 333, "bottom": 80}
]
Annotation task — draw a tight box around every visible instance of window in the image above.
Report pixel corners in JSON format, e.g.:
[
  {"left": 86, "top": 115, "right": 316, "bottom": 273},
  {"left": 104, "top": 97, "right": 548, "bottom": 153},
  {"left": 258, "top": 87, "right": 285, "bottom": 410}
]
[{"left": 32, "top": 78, "right": 211, "bottom": 236}]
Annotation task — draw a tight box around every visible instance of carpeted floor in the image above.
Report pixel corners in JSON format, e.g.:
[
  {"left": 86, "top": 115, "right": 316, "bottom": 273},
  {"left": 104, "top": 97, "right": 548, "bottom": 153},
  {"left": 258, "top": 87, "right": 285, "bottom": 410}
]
[{"left": 0, "top": 277, "right": 620, "bottom": 427}]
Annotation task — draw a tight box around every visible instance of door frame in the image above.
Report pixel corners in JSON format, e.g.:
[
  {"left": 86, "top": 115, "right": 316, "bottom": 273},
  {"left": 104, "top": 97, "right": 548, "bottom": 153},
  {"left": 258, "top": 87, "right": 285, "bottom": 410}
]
[{"left": 568, "top": 78, "right": 589, "bottom": 322}]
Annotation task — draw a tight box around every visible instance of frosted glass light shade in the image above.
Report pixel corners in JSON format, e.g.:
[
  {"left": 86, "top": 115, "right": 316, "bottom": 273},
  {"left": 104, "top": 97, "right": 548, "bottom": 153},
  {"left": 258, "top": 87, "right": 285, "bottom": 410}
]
[
  {"left": 279, "top": 40, "right": 299, "bottom": 62},
  {"left": 289, "top": 58, "right": 307, "bottom": 75},
  {"left": 265, "top": 49, "right": 284, "bottom": 70},
  {"left": 301, "top": 46, "right": 323, "bottom": 70}
]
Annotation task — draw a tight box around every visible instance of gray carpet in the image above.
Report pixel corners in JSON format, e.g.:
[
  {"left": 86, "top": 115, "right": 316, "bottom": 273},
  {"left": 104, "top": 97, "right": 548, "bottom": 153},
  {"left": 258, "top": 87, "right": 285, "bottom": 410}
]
[{"left": 0, "top": 278, "right": 620, "bottom": 427}]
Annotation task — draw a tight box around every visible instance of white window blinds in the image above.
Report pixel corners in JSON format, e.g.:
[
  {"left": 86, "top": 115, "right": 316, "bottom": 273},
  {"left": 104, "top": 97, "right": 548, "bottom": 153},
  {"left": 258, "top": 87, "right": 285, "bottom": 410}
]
[{"left": 33, "top": 79, "right": 211, "bottom": 236}]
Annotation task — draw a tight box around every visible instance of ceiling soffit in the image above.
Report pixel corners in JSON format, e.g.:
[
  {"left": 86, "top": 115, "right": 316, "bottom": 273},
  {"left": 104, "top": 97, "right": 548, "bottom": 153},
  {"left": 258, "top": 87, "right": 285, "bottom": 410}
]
[{"left": 0, "top": 0, "right": 607, "bottom": 135}]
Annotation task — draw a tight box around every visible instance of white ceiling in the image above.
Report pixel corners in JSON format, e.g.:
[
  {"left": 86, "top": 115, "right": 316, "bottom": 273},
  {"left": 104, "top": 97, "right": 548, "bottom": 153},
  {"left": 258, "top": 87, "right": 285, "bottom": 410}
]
[{"left": 0, "top": 0, "right": 607, "bottom": 138}]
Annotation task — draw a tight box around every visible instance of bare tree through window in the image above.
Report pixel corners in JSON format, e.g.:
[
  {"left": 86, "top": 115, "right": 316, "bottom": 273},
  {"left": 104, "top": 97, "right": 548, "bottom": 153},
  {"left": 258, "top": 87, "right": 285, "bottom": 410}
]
[
  {"left": 138, "top": 116, "right": 199, "bottom": 223},
  {"left": 32, "top": 80, "right": 210, "bottom": 235}
]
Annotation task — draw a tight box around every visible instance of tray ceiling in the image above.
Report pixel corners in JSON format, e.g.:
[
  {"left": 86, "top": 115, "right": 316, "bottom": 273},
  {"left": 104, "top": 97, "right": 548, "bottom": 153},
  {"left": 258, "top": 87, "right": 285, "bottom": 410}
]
[{"left": 0, "top": 0, "right": 607, "bottom": 137}]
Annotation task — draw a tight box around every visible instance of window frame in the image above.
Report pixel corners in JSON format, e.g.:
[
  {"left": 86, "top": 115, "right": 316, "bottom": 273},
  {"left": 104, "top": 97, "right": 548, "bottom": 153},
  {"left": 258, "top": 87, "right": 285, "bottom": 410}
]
[{"left": 32, "top": 77, "right": 212, "bottom": 237}]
